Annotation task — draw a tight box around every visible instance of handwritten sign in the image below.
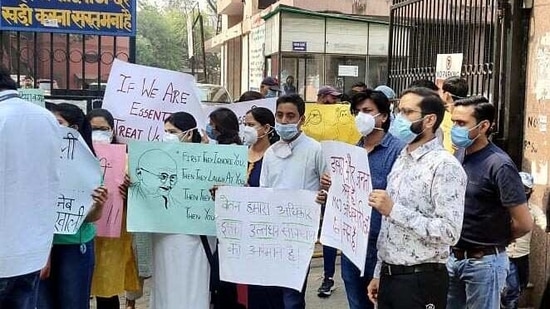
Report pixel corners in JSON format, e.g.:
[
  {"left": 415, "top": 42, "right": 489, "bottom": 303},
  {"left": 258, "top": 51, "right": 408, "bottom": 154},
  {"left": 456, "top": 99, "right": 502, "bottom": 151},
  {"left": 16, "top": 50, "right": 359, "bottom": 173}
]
[
  {"left": 320, "top": 141, "right": 373, "bottom": 275},
  {"left": 302, "top": 103, "right": 361, "bottom": 145},
  {"left": 56, "top": 127, "right": 102, "bottom": 235},
  {"left": 249, "top": 24, "right": 266, "bottom": 91},
  {"left": 215, "top": 187, "right": 320, "bottom": 291},
  {"left": 18, "top": 88, "right": 45, "bottom": 108},
  {"left": 202, "top": 98, "right": 276, "bottom": 132},
  {"left": 0, "top": 0, "right": 136, "bottom": 36},
  {"left": 127, "top": 141, "right": 248, "bottom": 235},
  {"left": 93, "top": 143, "right": 127, "bottom": 238},
  {"left": 102, "top": 59, "right": 205, "bottom": 143},
  {"left": 435, "top": 53, "right": 463, "bottom": 87}
]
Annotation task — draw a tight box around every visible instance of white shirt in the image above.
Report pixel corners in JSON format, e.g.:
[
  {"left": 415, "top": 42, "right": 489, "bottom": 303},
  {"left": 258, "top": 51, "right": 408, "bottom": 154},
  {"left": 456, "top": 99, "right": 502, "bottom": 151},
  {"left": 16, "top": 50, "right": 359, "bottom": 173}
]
[
  {"left": 260, "top": 132, "right": 326, "bottom": 191},
  {"left": 0, "top": 90, "right": 61, "bottom": 277},
  {"left": 374, "top": 138, "right": 467, "bottom": 277}
]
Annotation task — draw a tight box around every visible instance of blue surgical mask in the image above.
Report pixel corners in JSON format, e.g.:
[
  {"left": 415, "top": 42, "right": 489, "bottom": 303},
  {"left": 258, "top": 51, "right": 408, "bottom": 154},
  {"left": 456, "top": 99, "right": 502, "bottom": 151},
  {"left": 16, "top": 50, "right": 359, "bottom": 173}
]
[
  {"left": 275, "top": 122, "right": 300, "bottom": 141},
  {"left": 451, "top": 123, "right": 482, "bottom": 148},
  {"left": 265, "top": 90, "right": 278, "bottom": 98},
  {"left": 205, "top": 124, "right": 217, "bottom": 140},
  {"left": 389, "top": 114, "right": 424, "bottom": 144}
]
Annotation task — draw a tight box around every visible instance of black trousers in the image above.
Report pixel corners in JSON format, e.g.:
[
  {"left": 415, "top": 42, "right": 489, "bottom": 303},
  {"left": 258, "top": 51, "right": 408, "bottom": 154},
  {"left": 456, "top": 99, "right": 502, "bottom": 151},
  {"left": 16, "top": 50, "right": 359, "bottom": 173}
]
[{"left": 378, "top": 268, "right": 449, "bottom": 309}]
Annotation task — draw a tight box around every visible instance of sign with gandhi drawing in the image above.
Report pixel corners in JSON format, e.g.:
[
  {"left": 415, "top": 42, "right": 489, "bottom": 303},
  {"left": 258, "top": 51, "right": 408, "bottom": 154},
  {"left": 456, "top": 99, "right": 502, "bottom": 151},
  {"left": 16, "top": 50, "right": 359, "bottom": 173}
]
[{"left": 127, "top": 141, "right": 248, "bottom": 235}]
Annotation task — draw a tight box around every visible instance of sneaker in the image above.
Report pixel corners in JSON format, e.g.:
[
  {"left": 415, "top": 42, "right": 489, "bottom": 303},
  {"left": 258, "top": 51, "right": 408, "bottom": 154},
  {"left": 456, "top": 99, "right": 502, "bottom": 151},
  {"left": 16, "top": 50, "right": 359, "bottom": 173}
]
[{"left": 317, "top": 277, "right": 335, "bottom": 297}]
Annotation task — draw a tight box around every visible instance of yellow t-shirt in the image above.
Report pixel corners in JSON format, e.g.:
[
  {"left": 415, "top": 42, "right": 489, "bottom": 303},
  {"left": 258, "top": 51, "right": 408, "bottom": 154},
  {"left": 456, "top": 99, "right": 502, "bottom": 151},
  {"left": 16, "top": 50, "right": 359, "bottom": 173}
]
[{"left": 441, "top": 111, "right": 454, "bottom": 153}]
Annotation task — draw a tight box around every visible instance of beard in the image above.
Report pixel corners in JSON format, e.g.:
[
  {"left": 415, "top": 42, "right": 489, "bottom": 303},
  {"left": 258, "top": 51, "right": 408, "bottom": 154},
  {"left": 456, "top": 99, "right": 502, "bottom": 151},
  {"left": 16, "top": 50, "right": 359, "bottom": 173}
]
[{"left": 410, "top": 120, "right": 425, "bottom": 143}]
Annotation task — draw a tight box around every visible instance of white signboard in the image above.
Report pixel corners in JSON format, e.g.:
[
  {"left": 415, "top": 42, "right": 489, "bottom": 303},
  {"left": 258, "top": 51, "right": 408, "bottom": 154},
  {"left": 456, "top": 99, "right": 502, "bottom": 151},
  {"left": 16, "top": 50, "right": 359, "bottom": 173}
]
[
  {"left": 435, "top": 53, "right": 464, "bottom": 86},
  {"left": 102, "top": 59, "right": 205, "bottom": 143},
  {"left": 215, "top": 187, "right": 320, "bottom": 291},
  {"left": 338, "top": 65, "right": 359, "bottom": 77},
  {"left": 55, "top": 127, "right": 102, "bottom": 234},
  {"left": 320, "top": 141, "right": 373, "bottom": 275},
  {"left": 249, "top": 25, "right": 266, "bottom": 91},
  {"left": 202, "top": 98, "right": 276, "bottom": 132}
]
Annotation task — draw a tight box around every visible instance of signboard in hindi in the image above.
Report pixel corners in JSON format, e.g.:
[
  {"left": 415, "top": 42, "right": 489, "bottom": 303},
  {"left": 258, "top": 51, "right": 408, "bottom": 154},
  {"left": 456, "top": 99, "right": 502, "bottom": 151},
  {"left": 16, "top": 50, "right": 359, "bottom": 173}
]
[
  {"left": 435, "top": 53, "right": 463, "bottom": 87},
  {"left": 0, "top": 0, "right": 136, "bottom": 36},
  {"left": 18, "top": 88, "right": 45, "bottom": 108},
  {"left": 215, "top": 187, "right": 320, "bottom": 291}
]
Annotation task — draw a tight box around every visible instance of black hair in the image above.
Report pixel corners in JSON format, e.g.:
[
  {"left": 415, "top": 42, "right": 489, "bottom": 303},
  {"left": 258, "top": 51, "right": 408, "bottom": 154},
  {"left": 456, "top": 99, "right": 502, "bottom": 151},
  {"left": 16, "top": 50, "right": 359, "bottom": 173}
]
[
  {"left": 0, "top": 65, "right": 17, "bottom": 91},
  {"left": 209, "top": 107, "right": 242, "bottom": 145},
  {"left": 237, "top": 91, "right": 264, "bottom": 102},
  {"left": 400, "top": 87, "right": 445, "bottom": 133},
  {"left": 50, "top": 103, "right": 96, "bottom": 156},
  {"left": 442, "top": 76, "right": 469, "bottom": 98},
  {"left": 454, "top": 96, "right": 494, "bottom": 135},
  {"left": 276, "top": 94, "right": 306, "bottom": 117},
  {"left": 246, "top": 107, "right": 280, "bottom": 144},
  {"left": 86, "top": 108, "right": 118, "bottom": 144},
  {"left": 351, "top": 81, "right": 368, "bottom": 90},
  {"left": 408, "top": 79, "right": 439, "bottom": 91},
  {"left": 350, "top": 89, "right": 392, "bottom": 132},
  {"left": 165, "top": 112, "right": 202, "bottom": 143}
]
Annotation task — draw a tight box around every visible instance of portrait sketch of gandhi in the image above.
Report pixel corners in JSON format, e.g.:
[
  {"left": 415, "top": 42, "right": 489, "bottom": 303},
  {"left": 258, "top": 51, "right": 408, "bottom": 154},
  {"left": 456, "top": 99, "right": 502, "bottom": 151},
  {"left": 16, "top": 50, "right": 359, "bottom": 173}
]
[{"left": 132, "top": 149, "right": 178, "bottom": 209}]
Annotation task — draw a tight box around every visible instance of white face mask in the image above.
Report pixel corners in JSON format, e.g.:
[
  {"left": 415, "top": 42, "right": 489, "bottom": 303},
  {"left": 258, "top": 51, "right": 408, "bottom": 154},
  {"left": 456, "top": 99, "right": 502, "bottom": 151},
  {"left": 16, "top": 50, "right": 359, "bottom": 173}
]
[
  {"left": 92, "top": 130, "right": 113, "bottom": 144},
  {"left": 355, "top": 113, "right": 380, "bottom": 136},
  {"left": 240, "top": 126, "right": 259, "bottom": 146},
  {"left": 163, "top": 133, "right": 181, "bottom": 143}
]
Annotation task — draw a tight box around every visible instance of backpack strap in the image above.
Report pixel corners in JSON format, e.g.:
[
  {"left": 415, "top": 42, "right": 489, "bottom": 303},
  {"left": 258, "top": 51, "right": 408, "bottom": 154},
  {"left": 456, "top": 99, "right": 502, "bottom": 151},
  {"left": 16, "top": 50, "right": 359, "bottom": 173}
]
[{"left": 200, "top": 235, "right": 215, "bottom": 267}]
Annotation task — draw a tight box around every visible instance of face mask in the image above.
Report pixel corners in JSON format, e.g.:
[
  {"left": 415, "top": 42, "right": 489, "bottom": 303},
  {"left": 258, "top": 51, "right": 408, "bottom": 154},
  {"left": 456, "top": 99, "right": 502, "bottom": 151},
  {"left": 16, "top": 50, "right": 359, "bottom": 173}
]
[
  {"left": 271, "top": 141, "right": 292, "bottom": 159},
  {"left": 240, "top": 126, "right": 258, "bottom": 146},
  {"left": 92, "top": 130, "right": 112, "bottom": 144},
  {"left": 275, "top": 122, "right": 300, "bottom": 141},
  {"left": 355, "top": 113, "right": 380, "bottom": 136},
  {"left": 163, "top": 133, "right": 181, "bottom": 143},
  {"left": 389, "top": 114, "right": 424, "bottom": 144},
  {"left": 451, "top": 123, "right": 482, "bottom": 148},
  {"left": 265, "top": 90, "right": 278, "bottom": 98},
  {"left": 205, "top": 124, "right": 217, "bottom": 140}
]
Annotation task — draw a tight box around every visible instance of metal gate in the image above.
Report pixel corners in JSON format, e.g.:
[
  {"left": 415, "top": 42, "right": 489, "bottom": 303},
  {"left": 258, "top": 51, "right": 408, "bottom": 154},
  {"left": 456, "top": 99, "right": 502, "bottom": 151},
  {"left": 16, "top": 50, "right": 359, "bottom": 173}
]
[
  {"left": 0, "top": 31, "right": 135, "bottom": 112},
  {"left": 387, "top": 0, "right": 531, "bottom": 165}
]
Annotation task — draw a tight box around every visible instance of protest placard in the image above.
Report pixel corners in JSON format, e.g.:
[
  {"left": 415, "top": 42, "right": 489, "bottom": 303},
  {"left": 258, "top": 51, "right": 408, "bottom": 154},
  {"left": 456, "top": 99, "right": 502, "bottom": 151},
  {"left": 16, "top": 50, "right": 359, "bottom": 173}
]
[
  {"left": 93, "top": 144, "right": 127, "bottom": 238},
  {"left": 302, "top": 103, "right": 361, "bottom": 145},
  {"left": 127, "top": 141, "right": 248, "bottom": 235},
  {"left": 215, "top": 187, "right": 320, "bottom": 291},
  {"left": 320, "top": 141, "right": 373, "bottom": 274},
  {"left": 202, "top": 98, "right": 276, "bottom": 131},
  {"left": 18, "top": 88, "right": 45, "bottom": 107},
  {"left": 435, "top": 53, "right": 463, "bottom": 88},
  {"left": 55, "top": 127, "right": 102, "bottom": 235},
  {"left": 102, "top": 59, "right": 205, "bottom": 143}
]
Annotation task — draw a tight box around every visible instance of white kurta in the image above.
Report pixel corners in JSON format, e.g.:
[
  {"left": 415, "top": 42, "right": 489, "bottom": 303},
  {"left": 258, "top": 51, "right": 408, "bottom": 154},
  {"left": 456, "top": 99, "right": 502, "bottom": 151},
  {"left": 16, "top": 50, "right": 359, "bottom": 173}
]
[{"left": 150, "top": 234, "right": 215, "bottom": 309}]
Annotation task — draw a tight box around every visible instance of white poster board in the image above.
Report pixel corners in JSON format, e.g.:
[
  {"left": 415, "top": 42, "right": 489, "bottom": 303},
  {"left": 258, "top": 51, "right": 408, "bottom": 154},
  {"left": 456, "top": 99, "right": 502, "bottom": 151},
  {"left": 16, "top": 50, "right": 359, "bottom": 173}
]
[
  {"left": 338, "top": 65, "right": 359, "bottom": 77},
  {"left": 215, "top": 187, "right": 320, "bottom": 291},
  {"left": 435, "top": 53, "right": 463, "bottom": 87},
  {"left": 249, "top": 24, "right": 266, "bottom": 91},
  {"left": 319, "top": 141, "right": 373, "bottom": 275},
  {"left": 102, "top": 59, "right": 205, "bottom": 143},
  {"left": 55, "top": 127, "right": 102, "bottom": 234},
  {"left": 202, "top": 98, "right": 276, "bottom": 131}
]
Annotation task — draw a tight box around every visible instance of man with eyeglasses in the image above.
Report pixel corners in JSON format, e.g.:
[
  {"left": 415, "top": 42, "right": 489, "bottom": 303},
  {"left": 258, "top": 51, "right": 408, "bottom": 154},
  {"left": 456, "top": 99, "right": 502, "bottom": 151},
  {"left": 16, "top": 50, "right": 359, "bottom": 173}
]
[
  {"left": 366, "top": 87, "right": 467, "bottom": 309},
  {"left": 133, "top": 149, "right": 178, "bottom": 209}
]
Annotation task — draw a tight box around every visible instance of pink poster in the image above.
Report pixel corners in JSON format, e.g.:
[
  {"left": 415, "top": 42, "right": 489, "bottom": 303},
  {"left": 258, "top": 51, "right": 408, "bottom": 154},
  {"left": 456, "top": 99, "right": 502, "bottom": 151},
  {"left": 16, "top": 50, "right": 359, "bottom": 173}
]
[{"left": 94, "top": 144, "right": 127, "bottom": 237}]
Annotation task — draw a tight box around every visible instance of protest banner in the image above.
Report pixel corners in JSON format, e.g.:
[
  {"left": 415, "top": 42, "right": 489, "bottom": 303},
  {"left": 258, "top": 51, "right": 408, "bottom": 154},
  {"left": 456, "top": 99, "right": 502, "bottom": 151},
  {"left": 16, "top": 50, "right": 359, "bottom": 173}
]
[
  {"left": 102, "top": 59, "right": 205, "bottom": 143},
  {"left": 127, "top": 141, "right": 248, "bottom": 235},
  {"left": 215, "top": 187, "right": 320, "bottom": 291},
  {"left": 302, "top": 103, "right": 361, "bottom": 145},
  {"left": 319, "top": 141, "right": 373, "bottom": 275},
  {"left": 435, "top": 53, "right": 463, "bottom": 88},
  {"left": 202, "top": 98, "right": 276, "bottom": 131},
  {"left": 18, "top": 88, "right": 45, "bottom": 107},
  {"left": 55, "top": 127, "right": 102, "bottom": 235},
  {"left": 93, "top": 143, "right": 127, "bottom": 238}
]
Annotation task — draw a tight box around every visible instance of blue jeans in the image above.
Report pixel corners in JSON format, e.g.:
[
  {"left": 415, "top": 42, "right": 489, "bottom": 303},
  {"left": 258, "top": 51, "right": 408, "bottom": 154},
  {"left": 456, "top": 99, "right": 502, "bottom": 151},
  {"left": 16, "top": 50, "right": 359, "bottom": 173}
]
[
  {"left": 282, "top": 287, "right": 306, "bottom": 309},
  {"left": 341, "top": 254, "right": 376, "bottom": 309},
  {"left": 447, "top": 250, "right": 509, "bottom": 309},
  {"left": 501, "top": 255, "right": 529, "bottom": 309},
  {"left": 323, "top": 246, "right": 337, "bottom": 278},
  {"left": 37, "top": 240, "right": 95, "bottom": 309},
  {"left": 0, "top": 271, "right": 40, "bottom": 309}
]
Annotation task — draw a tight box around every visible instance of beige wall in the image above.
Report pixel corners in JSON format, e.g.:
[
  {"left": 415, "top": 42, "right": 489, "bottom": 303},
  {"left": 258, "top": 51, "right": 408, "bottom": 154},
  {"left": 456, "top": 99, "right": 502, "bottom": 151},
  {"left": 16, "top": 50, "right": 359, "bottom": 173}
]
[{"left": 523, "top": 0, "right": 550, "bottom": 307}]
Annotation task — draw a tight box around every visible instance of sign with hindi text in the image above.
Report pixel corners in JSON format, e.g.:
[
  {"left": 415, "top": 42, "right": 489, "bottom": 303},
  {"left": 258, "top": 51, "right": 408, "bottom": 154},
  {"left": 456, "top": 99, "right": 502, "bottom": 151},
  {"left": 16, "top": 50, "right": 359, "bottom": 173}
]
[
  {"left": 102, "top": 60, "right": 205, "bottom": 143},
  {"left": 0, "top": 0, "right": 136, "bottom": 36},
  {"left": 320, "top": 141, "right": 373, "bottom": 274},
  {"left": 215, "top": 187, "right": 320, "bottom": 291},
  {"left": 94, "top": 143, "right": 127, "bottom": 238},
  {"left": 18, "top": 88, "right": 45, "bottom": 108},
  {"left": 127, "top": 141, "right": 248, "bottom": 235},
  {"left": 55, "top": 127, "right": 102, "bottom": 235},
  {"left": 302, "top": 103, "right": 361, "bottom": 145}
]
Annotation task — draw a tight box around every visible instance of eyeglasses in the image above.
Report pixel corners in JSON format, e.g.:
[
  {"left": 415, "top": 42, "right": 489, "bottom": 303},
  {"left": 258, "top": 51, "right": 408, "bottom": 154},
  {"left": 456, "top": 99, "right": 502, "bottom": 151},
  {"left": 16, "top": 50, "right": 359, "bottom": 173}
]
[
  {"left": 139, "top": 168, "right": 177, "bottom": 184},
  {"left": 395, "top": 107, "right": 422, "bottom": 116}
]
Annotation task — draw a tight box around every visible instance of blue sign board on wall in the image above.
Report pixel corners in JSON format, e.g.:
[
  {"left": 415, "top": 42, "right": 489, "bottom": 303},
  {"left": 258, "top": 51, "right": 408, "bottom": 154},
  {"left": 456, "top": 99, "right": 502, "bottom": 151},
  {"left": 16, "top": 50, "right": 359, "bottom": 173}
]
[
  {"left": 292, "top": 41, "right": 307, "bottom": 52},
  {"left": 0, "top": 0, "right": 136, "bottom": 36}
]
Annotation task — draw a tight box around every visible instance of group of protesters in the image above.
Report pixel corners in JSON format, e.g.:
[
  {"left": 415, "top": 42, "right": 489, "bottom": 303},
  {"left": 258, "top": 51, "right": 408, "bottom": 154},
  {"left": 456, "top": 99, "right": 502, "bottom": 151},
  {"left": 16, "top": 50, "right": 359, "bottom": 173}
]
[{"left": 1, "top": 62, "right": 549, "bottom": 309}]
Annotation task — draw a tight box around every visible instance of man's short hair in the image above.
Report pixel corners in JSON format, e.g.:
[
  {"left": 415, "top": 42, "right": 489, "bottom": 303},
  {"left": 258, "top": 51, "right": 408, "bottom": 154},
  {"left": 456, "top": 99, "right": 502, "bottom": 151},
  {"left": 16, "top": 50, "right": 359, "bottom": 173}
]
[
  {"left": 400, "top": 87, "right": 445, "bottom": 133},
  {"left": 0, "top": 65, "right": 17, "bottom": 91},
  {"left": 351, "top": 82, "right": 368, "bottom": 90},
  {"left": 350, "top": 90, "right": 392, "bottom": 132},
  {"left": 408, "top": 79, "right": 439, "bottom": 91},
  {"left": 276, "top": 94, "right": 306, "bottom": 117},
  {"left": 442, "top": 77, "right": 469, "bottom": 99},
  {"left": 454, "top": 96, "right": 494, "bottom": 125}
]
